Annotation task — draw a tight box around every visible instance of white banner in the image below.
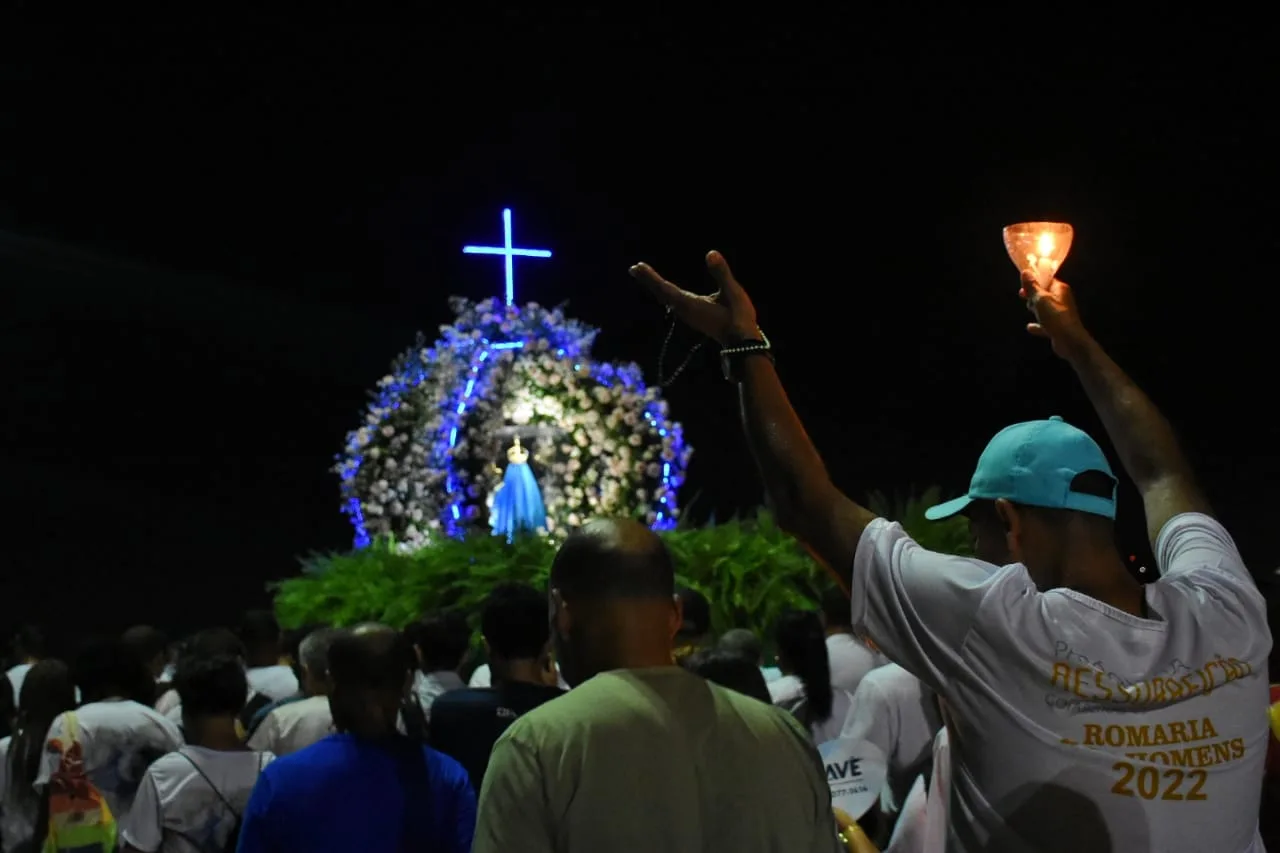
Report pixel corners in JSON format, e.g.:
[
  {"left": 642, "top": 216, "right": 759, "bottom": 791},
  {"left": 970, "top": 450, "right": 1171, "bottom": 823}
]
[{"left": 818, "top": 738, "right": 888, "bottom": 820}]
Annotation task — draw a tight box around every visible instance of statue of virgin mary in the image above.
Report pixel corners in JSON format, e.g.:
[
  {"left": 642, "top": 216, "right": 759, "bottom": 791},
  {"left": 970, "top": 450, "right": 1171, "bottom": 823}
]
[{"left": 489, "top": 436, "right": 548, "bottom": 539}]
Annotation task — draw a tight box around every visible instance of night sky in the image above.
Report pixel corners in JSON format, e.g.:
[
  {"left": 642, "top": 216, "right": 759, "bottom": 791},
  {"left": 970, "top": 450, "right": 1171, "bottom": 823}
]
[{"left": 2, "top": 10, "right": 1274, "bottom": 639}]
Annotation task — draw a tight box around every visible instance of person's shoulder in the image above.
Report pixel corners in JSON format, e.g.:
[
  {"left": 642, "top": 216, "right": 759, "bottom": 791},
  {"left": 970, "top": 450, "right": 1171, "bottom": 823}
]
[
  {"left": 710, "top": 683, "right": 814, "bottom": 746},
  {"left": 132, "top": 701, "right": 185, "bottom": 740},
  {"left": 859, "top": 662, "right": 916, "bottom": 694},
  {"left": 262, "top": 734, "right": 341, "bottom": 777},
  {"left": 141, "top": 750, "right": 194, "bottom": 784},
  {"left": 431, "top": 687, "right": 496, "bottom": 712},
  {"left": 423, "top": 744, "right": 472, "bottom": 790},
  {"left": 707, "top": 680, "right": 791, "bottom": 723}
]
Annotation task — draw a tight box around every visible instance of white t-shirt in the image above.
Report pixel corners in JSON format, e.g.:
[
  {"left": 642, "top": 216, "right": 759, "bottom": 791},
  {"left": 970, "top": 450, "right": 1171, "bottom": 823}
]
[
  {"left": 767, "top": 675, "right": 855, "bottom": 743},
  {"left": 840, "top": 663, "right": 942, "bottom": 817},
  {"left": 246, "top": 695, "right": 333, "bottom": 756},
  {"left": 36, "top": 699, "right": 185, "bottom": 820},
  {"left": 851, "top": 512, "right": 1271, "bottom": 852},
  {"left": 6, "top": 663, "right": 31, "bottom": 700},
  {"left": 412, "top": 670, "right": 466, "bottom": 722},
  {"left": 0, "top": 734, "right": 38, "bottom": 852},
  {"left": 156, "top": 688, "right": 181, "bottom": 717},
  {"left": 826, "top": 633, "right": 885, "bottom": 696},
  {"left": 120, "top": 746, "right": 274, "bottom": 852},
  {"left": 760, "top": 665, "right": 784, "bottom": 683},
  {"left": 245, "top": 665, "right": 298, "bottom": 702}
]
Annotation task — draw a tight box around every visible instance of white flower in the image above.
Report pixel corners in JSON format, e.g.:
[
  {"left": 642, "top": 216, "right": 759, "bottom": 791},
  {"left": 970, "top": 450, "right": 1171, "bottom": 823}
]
[{"left": 567, "top": 513, "right": 581, "bottom": 527}]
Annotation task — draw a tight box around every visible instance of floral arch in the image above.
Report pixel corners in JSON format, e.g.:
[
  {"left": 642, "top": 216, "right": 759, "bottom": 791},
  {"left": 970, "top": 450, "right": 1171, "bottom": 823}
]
[{"left": 336, "top": 297, "right": 692, "bottom": 550}]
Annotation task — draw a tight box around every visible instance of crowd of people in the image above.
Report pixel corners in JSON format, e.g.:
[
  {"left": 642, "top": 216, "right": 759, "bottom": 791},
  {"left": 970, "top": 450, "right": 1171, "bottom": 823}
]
[{"left": 0, "top": 256, "right": 1270, "bottom": 852}]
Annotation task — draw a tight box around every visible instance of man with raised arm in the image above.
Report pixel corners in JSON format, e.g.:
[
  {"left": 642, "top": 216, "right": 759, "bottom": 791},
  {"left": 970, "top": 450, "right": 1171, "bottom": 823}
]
[{"left": 633, "top": 253, "right": 1270, "bottom": 852}]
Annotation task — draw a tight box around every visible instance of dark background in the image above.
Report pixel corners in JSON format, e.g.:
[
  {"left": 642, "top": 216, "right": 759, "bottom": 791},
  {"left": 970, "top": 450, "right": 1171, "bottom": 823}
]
[{"left": 1, "top": 9, "right": 1274, "bottom": 639}]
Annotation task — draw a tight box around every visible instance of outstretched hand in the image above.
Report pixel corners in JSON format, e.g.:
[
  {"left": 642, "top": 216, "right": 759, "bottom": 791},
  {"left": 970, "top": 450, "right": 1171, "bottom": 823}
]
[
  {"left": 630, "top": 251, "right": 760, "bottom": 345},
  {"left": 1020, "top": 270, "right": 1091, "bottom": 358}
]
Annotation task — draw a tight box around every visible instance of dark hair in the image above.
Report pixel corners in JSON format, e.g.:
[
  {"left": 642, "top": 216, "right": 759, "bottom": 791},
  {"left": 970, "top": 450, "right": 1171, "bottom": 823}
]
[
  {"left": 482, "top": 584, "right": 550, "bottom": 661},
  {"left": 6, "top": 660, "right": 76, "bottom": 811},
  {"left": 173, "top": 654, "right": 248, "bottom": 718},
  {"left": 187, "top": 628, "right": 246, "bottom": 660},
  {"left": 820, "top": 587, "right": 851, "bottom": 630},
  {"left": 683, "top": 649, "right": 771, "bottom": 704},
  {"left": 72, "top": 637, "right": 155, "bottom": 704},
  {"left": 676, "top": 587, "right": 712, "bottom": 640},
  {"left": 409, "top": 611, "right": 471, "bottom": 672},
  {"left": 717, "top": 628, "right": 763, "bottom": 663},
  {"left": 550, "top": 518, "right": 675, "bottom": 601},
  {"left": 13, "top": 625, "right": 46, "bottom": 660},
  {"left": 122, "top": 626, "right": 168, "bottom": 663},
  {"left": 774, "top": 610, "right": 834, "bottom": 724},
  {"left": 238, "top": 611, "right": 281, "bottom": 653}
]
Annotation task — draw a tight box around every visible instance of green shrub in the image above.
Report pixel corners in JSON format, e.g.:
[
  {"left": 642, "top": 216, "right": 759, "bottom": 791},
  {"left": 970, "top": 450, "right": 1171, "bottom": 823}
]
[{"left": 272, "top": 487, "right": 973, "bottom": 640}]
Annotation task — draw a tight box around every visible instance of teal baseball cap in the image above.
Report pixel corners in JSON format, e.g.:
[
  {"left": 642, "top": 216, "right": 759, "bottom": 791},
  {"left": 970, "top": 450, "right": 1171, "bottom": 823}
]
[{"left": 924, "top": 416, "right": 1117, "bottom": 521}]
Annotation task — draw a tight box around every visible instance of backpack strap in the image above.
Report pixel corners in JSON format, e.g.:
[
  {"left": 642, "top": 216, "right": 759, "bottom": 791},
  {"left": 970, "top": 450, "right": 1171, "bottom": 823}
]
[
  {"left": 177, "top": 751, "right": 239, "bottom": 818},
  {"left": 62, "top": 711, "right": 79, "bottom": 742}
]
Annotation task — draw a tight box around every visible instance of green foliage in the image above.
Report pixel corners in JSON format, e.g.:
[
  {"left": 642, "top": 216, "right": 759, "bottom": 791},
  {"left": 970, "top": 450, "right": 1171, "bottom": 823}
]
[
  {"left": 273, "top": 534, "right": 558, "bottom": 631},
  {"left": 866, "top": 485, "right": 974, "bottom": 558},
  {"left": 665, "top": 512, "right": 830, "bottom": 639},
  {"left": 273, "top": 487, "right": 973, "bottom": 640}
]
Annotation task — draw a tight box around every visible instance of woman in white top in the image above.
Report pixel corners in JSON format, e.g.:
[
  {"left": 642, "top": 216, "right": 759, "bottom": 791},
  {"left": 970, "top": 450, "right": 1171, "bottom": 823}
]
[
  {"left": 767, "top": 609, "right": 854, "bottom": 744},
  {"left": 0, "top": 659, "right": 78, "bottom": 852}
]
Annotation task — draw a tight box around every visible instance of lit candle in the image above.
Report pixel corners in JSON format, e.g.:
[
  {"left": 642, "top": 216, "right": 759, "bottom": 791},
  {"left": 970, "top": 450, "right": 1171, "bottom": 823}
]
[{"left": 1003, "top": 222, "right": 1074, "bottom": 288}]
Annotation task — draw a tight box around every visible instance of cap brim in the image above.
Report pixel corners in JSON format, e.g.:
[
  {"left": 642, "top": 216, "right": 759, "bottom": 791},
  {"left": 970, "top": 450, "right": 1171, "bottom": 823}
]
[{"left": 924, "top": 495, "right": 972, "bottom": 521}]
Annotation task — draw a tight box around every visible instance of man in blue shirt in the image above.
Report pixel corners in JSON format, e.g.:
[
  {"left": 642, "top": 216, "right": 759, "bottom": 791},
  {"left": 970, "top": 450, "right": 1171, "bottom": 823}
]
[{"left": 237, "top": 624, "right": 475, "bottom": 852}]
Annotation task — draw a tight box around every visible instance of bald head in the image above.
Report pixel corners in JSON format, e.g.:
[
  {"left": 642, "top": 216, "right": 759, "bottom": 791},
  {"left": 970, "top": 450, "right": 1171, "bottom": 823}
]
[
  {"left": 551, "top": 518, "right": 675, "bottom": 602},
  {"left": 328, "top": 623, "right": 414, "bottom": 694}
]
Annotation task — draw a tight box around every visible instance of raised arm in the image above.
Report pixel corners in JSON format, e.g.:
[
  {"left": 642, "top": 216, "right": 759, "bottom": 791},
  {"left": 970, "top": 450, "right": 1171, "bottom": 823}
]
[
  {"left": 631, "top": 252, "right": 876, "bottom": 587},
  {"left": 1020, "top": 270, "right": 1212, "bottom": 547}
]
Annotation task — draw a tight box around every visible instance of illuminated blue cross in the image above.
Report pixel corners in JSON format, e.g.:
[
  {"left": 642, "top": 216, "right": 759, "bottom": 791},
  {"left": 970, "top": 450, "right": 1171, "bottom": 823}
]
[{"left": 462, "top": 208, "right": 552, "bottom": 307}]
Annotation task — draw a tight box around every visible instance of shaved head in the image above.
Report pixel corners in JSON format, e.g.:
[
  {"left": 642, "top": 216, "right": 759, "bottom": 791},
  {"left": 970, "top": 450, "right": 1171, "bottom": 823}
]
[
  {"left": 550, "top": 518, "right": 675, "bottom": 601},
  {"left": 327, "top": 623, "right": 414, "bottom": 736},
  {"left": 549, "top": 519, "right": 682, "bottom": 687}
]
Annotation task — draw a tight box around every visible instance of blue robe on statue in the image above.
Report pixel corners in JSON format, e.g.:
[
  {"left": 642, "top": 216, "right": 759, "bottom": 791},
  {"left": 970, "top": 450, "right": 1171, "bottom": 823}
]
[{"left": 490, "top": 459, "right": 547, "bottom": 539}]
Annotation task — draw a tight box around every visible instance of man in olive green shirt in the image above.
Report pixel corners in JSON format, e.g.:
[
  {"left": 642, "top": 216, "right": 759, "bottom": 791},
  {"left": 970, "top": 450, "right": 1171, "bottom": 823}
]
[{"left": 474, "top": 519, "right": 842, "bottom": 853}]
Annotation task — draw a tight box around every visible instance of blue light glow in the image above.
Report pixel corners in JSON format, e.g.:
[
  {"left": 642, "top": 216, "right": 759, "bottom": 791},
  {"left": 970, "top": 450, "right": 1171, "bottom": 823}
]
[{"left": 462, "top": 208, "right": 552, "bottom": 307}]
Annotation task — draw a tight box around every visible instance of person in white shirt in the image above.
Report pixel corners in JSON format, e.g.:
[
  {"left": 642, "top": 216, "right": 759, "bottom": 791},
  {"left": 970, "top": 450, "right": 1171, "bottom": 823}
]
[
  {"left": 767, "top": 609, "right": 854, "bottom": 744},
  {"left": 820, "top": 586, "right": 886, "bottom": 695},
  {"left": 6, "top": 626, "right": 46, "bottom": 701},
  {"left": 122, "top": 654, "right": 274, "bottom": 852},
  {"left": 238, "top": 611, "right": 299, "bottom": 701},
  {"left": 840, "top": 663, "right": 942, "bottom": 831},
  {"left": 636, "top": 252, "right": 1271, "bottom": 852},
  {"left": 248, "top": 627, "right": 346, "bottom": 756},
  {"left": 157, "top": 630, "right": 264, "bottom": 731},
  {"left": 37, "top": 638, "right": 185, "bottom": 823},
  {"left": 0, "top": 659, "right": 77, "bottom": 852},
  {"left": 407, "top": 612, "right": 470, "bottom": 721}
]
